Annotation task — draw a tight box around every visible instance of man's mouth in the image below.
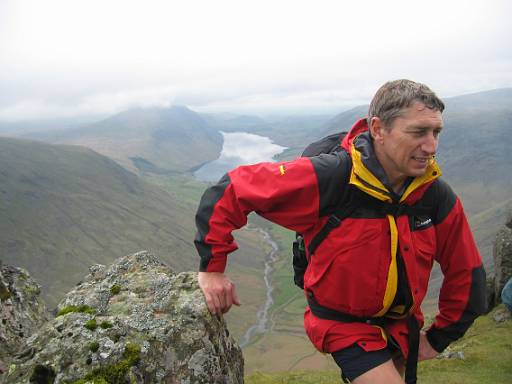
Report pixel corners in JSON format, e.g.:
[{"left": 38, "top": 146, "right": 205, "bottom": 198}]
[{"left": 412, "top": 156, "right": 433, "bottom": 164}]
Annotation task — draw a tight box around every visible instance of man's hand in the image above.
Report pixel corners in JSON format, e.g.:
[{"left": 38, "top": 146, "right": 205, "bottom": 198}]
[
  {"left": 198, "top": 272, "right": 241, "bottom": 315},
  {"left": 418, "top": 331, "right": 439, "bottom": 361}
]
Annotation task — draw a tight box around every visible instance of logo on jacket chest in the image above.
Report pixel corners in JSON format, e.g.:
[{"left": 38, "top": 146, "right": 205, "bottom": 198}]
[{"left": 413, "top": 216, "right": 433, "bottom": 230}]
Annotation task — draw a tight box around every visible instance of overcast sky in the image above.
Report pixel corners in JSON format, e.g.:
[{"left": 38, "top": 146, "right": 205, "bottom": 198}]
[{"left": 1, "top": 0, "right": 511, "bottom": 121}]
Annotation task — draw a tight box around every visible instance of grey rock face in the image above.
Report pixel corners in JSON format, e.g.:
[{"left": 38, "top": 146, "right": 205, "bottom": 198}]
[
  {"left": 0, "top": 262, "right": 49, "bottom": 376},
  {"left": 493, "top": 217, "right": 512, "bottom": 303},
  {"left": 3, "top": 251, "right": 243, "bottom": 384}
]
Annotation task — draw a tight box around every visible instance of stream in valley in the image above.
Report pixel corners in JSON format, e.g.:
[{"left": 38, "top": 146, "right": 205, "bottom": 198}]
[{"left": 238, "top": 227, "right": 280, "bottom": 348}]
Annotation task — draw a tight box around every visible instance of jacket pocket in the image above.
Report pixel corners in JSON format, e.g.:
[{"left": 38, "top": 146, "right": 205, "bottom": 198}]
[{"left": 304, "top": 218, "right": 390, "bottom": 317}]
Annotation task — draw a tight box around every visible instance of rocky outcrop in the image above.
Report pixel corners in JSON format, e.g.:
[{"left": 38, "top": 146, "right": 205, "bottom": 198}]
[
  {"left": 493, "top": 217, "right": 512, "bottom": 305},
  {"left": 0, "top": 262, "right": 49, "bottom": 376},
  {"left": 2, "top": 251, "right": 243, "bottom": 384}
]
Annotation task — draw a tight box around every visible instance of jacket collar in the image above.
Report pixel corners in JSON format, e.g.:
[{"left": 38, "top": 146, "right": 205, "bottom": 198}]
[{"left": 342, "top": 118, "right": 442, "bottom": 203}]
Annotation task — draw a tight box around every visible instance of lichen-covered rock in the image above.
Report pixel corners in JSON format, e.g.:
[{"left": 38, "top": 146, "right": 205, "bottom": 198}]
[
  {"left": 493, "top": 217, "right": 512, "bottom": 304},
  {"left": 0, "top": 262, "right": 49, "bottom": 377},
  {"left": 4, "top": 251, "right": 243, "bottom": 384}
]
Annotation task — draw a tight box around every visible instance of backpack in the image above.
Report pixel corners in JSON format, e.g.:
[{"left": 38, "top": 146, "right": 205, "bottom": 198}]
[{"left": 292, "top": 131, "right": 351, "bottom": 289}]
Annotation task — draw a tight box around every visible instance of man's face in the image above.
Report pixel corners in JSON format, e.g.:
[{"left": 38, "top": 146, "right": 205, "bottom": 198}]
[{"left": 371, "top": 101, "right": 443, "bottom": 184}]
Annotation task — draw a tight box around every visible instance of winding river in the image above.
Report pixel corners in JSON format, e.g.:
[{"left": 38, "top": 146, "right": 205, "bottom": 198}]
[{"left": 238, "top": 227, "right": 280, "bottom": 348}]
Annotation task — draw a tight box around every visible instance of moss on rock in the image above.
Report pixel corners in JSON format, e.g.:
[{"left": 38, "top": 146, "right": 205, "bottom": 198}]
[
  {"left": 100, "top": 321, "right": 113, "bottom": 329},
  {"left": 73, "top": 343, "right": 140, "bottom": 384},
  {"left": 57, "top": 305, "right": 96, "bottom": 317},
  {"left": 84, "top": 319, "right": 98, "bottom": 331},
  {"left": 89, "top": 341, "right": 100, "bottom": 353},
  {"left": 0, "top": 285, "right": 11, "bottom": 301},
  {"left": 110, "top": 284, "right": 122, "bottom": 295}
]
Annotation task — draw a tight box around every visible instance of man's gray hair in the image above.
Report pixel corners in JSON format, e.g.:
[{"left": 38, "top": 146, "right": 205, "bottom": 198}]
[{"left": 367, "top": 79, "right": 445, "bottom": 128}]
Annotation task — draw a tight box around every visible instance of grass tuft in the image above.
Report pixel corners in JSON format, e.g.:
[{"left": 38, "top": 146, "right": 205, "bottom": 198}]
[
  {"left": 89, "top": 341, "right": 100, "bottom": 353},
  {"left": 100, "top": 321, "right": 113, "bottom": 329},
  {"left": 56, "top": 305, "right": 96, "bottom": 317},
  {"left": 110, "top": 284, "right": 122, "bottom": 295},
  {"left": 84, "top": 319, "right": 98, "bottom": 331}
]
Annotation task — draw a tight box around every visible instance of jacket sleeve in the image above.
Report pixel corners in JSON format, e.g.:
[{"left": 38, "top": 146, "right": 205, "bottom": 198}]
[
  {"left": 426, "top": 181, "right": 487, "bottom": 352},
  {"left": 194, "top": 157, "right": 323, "bottom": 272}
]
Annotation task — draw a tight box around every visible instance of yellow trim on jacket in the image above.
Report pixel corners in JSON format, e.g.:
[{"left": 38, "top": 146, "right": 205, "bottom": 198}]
[{"left": 349, "top": 141, "right": 441, "bottom": 317}]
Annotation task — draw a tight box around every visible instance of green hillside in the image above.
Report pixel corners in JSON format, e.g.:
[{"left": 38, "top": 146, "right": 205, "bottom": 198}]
[
  {"left": 0, "top": 136, "right": 193, "bottom": 306},
  {"left": 0, "top": 137, "right": 268, "bottom": 315},
  {"left": 246, "top": 305, "right": 512, "bottom": 383}
]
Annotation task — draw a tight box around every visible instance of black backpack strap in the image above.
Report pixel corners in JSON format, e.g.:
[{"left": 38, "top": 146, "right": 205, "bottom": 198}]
[
  {"left": 307, "top": 151, "right": 355, "bottom": 256},
  {"left": 405, "top": 316, "right": 420, "bottom": 384},
  {"left": 307, "top": 195, "right": 359, "bottom": 256}
]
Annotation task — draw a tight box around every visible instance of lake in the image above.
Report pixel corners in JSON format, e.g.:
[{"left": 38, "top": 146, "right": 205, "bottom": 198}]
[{"left": 194, "top": 131, "right": 287, "bottom": 182}]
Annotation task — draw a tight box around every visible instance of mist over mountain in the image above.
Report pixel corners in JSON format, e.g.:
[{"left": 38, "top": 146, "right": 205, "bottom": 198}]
[{"left": 26, "top": 105, "right": 223, "bottom": 173}]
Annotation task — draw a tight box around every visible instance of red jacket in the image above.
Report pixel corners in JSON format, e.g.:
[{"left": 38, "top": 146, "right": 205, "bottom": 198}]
[{"left": 195, "top": 119, "right": 486, "bottom": 357}]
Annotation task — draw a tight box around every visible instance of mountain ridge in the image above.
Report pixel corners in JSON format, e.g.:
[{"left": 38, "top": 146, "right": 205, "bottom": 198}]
[{"left": 24, "top": 105, "right": 223, "bottom": 173}]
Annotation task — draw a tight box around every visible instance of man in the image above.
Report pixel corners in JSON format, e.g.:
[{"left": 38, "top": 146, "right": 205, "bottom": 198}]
[{"left": 194, "top": 80, "right": 486, "bottom": 383}]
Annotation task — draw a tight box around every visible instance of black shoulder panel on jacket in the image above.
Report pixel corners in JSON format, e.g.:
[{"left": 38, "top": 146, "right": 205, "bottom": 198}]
[
  {"left": 310, "top": 151, "right": 352, "bottom": 217},
  {"left": 428, "top": 178, "right": 457, "bottom": 225},
  {"left": 194, "top": 173, "right": 231, "bottom": 271}
]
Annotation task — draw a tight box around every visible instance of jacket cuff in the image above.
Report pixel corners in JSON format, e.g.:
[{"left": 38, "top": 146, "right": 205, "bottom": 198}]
[
  {"left": 425, "top": 327, "right": 451, "bottom": 353},
  {"left": 199, "top": 256, "right": 227, "bottom": 273}
]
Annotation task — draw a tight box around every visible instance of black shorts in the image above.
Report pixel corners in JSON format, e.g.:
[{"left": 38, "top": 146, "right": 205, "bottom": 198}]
[{"left": 331, "top": 341, "right": 402, "bottom": 382}]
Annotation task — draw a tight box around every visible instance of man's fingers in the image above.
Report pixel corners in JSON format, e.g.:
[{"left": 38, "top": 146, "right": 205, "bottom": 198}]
[
  {"left": 219, "top": 281, "right": 235, "bottom": 313},
  {"left": 221, "top": 283, "right": 241, "bottom": 313},
  {"left": 217, "top": 286, "right": 227, "bottom": 313},
  {"left": 204, "top": 292, "right": 219, "bottom": 315},
  {"left": 222, "top": 292, "right": 233, "bottom": 314},
  {"left": 232, "top": 285, "right": 241, "bottom": 306},
  {"left": 198, "top": 272, "right": 241, "bottom": 315},
  {"left": 212, "top": 294, "right": 223, "bottom": 315}
]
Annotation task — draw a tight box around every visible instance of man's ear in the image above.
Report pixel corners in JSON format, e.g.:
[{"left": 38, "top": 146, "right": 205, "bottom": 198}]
[{"left": 370, "top": 117, "right": 385, "bottom": 144}]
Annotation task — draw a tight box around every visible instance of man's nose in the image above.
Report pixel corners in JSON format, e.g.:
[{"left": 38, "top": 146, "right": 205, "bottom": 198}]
[{"left": 421, "top": 132, "right": 438, "bottom": 154}]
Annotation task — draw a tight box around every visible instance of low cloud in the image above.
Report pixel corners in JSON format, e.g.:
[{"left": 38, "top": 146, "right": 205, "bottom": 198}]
[{"left": 0, "top": 86, "right": 177, "bottom": 121}]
